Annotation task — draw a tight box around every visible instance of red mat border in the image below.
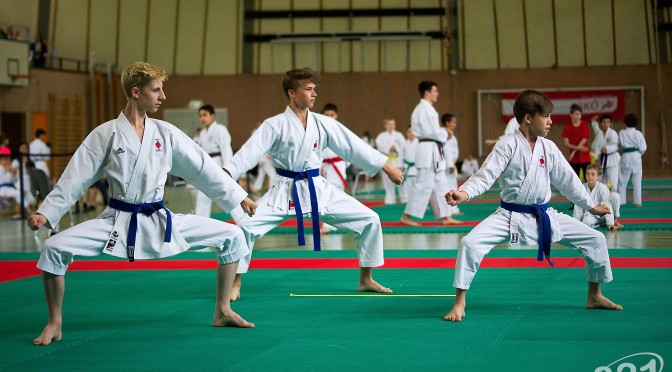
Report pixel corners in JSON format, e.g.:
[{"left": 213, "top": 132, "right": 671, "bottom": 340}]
[{"left": 2, "top": 257, "right": 670, "bottom": 283}]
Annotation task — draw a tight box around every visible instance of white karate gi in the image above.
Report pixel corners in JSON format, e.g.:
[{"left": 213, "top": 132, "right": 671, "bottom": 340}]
[
  {"left": 320, "top": 147, "right": 349, "bottom": 190},
  {"left": 617, "top": 127, "right": 647, "bottom": 205},
  {"left": 573, "top": 182, "right": 620, "bottom": 227},
  {"left": 443, "top": 135, "right": 460, "bottom": 215},
  {"left": 0, "top": 165, "right": 23, "bottom": 205},
  {"left": 375, "top": 130, "right": 405, "bottom": 205},
  {"left": 400, "top": 137, "right": 418, "bottom": 203},
  {"left": 590, "top": 121, "right": 620, "bottom": 191},
  {"left": 403, "top": 99, "right": 450, "bottom": 219},
  {"left": 320, "top": 147, "right": 349, "bottom": 233},
  {"left": 454, "top": 131, "right": 613, "bottom": 289},
  {"left": 29, "top": 138, "right": 51, "bottom": 177},
  {"left": 253, "top": 154, "right": 276, "bottom": 191},
  {"left": 9, "top": 159, "right": 35, "bottom": 206},
  {"left": 461, "top": 158, "right": 479, "bottom": 179},
  {"left": 224, "top": 107, "right": 387, "bottom": 273},
  {"left": 36, "top": 112, "right": 249, "bottom": 275},
  {"left": 193, "top": 121, "right": 233, "bottom": 217}
]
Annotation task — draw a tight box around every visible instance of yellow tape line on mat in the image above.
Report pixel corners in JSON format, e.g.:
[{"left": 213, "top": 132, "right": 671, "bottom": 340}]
[{"left": 290, "top": 293, "right": 455, "bottom": 297}]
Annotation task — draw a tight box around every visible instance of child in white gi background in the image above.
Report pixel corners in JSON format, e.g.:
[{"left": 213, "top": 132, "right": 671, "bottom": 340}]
[
  {"left": 28, "top": 62, "right": 258, "bottom": 346},
  {"left": 574, "top": 164, "right": 622, "bottom": 231},
  {"left": 589, "top": 114, "right": 620, "bottom": 191},
  {"left": 193, "top": 104, "right": 233, "bottom": 217},
  {"left": 375, "top": 118, "right": 405, "bottom": 205},
  {"left": 617, "top": 113, "right": 647, "bottom": 207},
  {"left": 224, "top": 68, "right": 403, "bottom": 301},
  {"left": 399, "top": 126, "right": 418, "bottom": 204},
  {"left": 440, "top": 113, "right": 463, "bottom": 222},
  {"left": 444, "top": 89, "right": 621, "bottom": 322},
  {"left": 319, "top": 103, "right": 348, "bottom": 235}
]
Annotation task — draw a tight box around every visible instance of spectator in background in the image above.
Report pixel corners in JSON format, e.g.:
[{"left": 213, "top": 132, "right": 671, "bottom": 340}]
[
  {"left": 562, "top": 104, "right": 591, "bottom": 181},
  {"left": 0, "top": 133, "right": 9, "bottom": 153},
  {"left": 30, "top": 32, "right": 48, "bottom": 68}
]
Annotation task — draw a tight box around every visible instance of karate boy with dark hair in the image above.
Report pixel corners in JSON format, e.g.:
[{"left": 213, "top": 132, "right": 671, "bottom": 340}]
[{"left": 444, "top": 89, "right": 621, "bottom": 322}]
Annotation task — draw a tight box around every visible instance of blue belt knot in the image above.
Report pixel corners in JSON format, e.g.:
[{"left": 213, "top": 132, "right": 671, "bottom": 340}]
[
  {"left": 108, "top": 197, "right": 172, "bottom": 262},
  {"left": 276, "top": 168, "right": 321, "bottom": 251},
  {"left": 500, "top": 200, "right": 553, "bottom": 267}
]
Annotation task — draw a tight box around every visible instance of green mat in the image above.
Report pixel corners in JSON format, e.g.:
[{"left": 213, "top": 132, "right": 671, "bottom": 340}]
[{"left": 1, "top": 251, "right": 670, "bottom": 371}]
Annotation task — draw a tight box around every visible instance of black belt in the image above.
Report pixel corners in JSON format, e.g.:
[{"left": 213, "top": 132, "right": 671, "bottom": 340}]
[{"left": 208, "top": 152, "right": 221, "bottom": 157}]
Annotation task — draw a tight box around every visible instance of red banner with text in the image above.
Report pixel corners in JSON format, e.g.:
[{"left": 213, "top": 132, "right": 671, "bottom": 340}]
[{"left": 500, "top": 89, "right": 627, "bottom": 124}]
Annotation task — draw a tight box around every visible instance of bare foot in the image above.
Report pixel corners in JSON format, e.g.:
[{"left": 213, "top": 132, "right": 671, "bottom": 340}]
[
  {"left": 213, "top": 309, "right": 255, "bottom": 328},
  {"left": 451, "top": 211, "right": 464, "bottom": 216},
  {"left": 444, "top": 303, "right": 466, "bottom": 322},
  {"left": 230, "top": 281, "right": 241, "bottom": 302},
  {"left": 33, "top": 323, "right": 62, "bottom": 346},
  {"left": 608, "top": 225, "right": 620, "bottom": 231},
  {"left": 634, "top": 204, "right": 642, "bottom": 208},
  {"left": 587, "top": 295, "right": 623, "bottom": 310},
  {"left": 320, "top": 226, "right": 332, "bottom": 235},
  {"left": 400, "top": 215, "right": 420, "bottom": 226},
  {"left": 441, "top": 217, "right": 463, "bottom": 225},
  {"left": 358, "top": 279, "right": 393, "bottom": 293}
]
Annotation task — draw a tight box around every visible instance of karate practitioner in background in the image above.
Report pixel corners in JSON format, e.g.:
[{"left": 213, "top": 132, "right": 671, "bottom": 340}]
[
  {"left": 460, "top": 154, "right": 479, "bottom": 180},
  {"left": 29, "top": 129, "right": 51, "bottom": 178},
  {"left": 375, "top": 118, "right": 405, "bottom": 205},
  {"left": 440, "top": 113, "right": 463, "bottom": 222},
  {"left": 251, "top": 121, "right": 277, "bottom": 194},
  {"left": 193, "top": 104, "right": 233, "bottom": 217},
  {"left": 617, "top": 113, "right": 647, "bottom": 207},
  {"left": 400, "top": 81, "right": 452, "bottom": 226},
  {"left": 589, "top": 114, "right": 620, "bottom": 191},
  {"left": 484, "top": 117, "right": 520, "bottom": 147},
  {"left": 224, "top": 68, "right": 403, "bottom": 301},
  {"left": 28, "top": 62, "right": 257, "bottom": 346},
  {"left": 444, "top": 89, "right": 621, "bottom": 322},
  {"left": 319, "top": 103, "right": 348, "bottom": 234},
  {"left": 399, "top": 125, "right": 418, "bottom": 204},
  {"left": 573, "top": 164, "right": 622, "bottom": 231}
]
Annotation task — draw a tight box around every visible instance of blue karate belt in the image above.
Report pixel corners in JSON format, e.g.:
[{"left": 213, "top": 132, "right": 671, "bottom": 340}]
[
  {"left": 0, "top": 183, "right": 16, "bottom": 188},
  {"left": 276, "top": 167, "right": 321, "bottom": 251},
  {"left": 108, "top": 198, "right": 172, "bottom": 262},
  {"left": 599, "top": 153, "right": 609, "bottom": 175},
  {"left": 500, "top": 200, "right": 554, "bottom": 267}
]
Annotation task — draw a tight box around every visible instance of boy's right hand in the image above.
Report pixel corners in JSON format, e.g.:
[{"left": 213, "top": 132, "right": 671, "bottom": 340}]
[
  {"left": 27, "top": 213, "right": 47, "bottom": 231},
  {"left": 445, "top": 190, "right": 468, "bottom": 206},
  {"left": 240, "top": 198, "right": 257, "bottom": 217}
]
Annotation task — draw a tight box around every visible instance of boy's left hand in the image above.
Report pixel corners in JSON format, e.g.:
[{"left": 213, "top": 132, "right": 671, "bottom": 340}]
[{"left": 589, "top": 204, "right": 611, "bottom": 216}]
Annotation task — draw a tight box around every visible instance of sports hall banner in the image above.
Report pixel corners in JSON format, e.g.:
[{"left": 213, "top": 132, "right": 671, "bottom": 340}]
[{"left": 500, "top": 89, "right": 627, "bottom": 124}]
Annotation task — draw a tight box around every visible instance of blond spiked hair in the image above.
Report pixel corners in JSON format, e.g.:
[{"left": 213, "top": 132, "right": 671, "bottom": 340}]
[{"left": 120, "top": 62, "right": 168, "bottom": 98}]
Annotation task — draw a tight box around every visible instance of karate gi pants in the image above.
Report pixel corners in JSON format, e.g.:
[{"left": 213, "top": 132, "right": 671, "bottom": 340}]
[
  {"left": 453, "top": 211, "right": 613, "bottom": 290},
  {"left": 37, "top": 214, "right": 248, "bottom": 275},
  {"left": 404, "top": 167, "right": 451, "bottom": 219},
  {"left": 618, "top": 154, "right": 643, "bottom": 205},
  {"left": 232, "top": 188, "right": 384, "bottom": 273}
]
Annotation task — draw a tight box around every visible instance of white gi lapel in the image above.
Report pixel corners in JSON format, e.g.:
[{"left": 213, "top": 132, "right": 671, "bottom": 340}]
[
  {"left": 104, "top": 116, "right": 156, "bottom": 258},
  {"left": 288, "top": 108, "right": 319, "bottom": 172}
]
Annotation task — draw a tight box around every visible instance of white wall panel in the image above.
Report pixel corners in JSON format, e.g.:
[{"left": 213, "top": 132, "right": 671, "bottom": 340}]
[{"left": 146, "top": 0, "right": 177, "bottom": 73}]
